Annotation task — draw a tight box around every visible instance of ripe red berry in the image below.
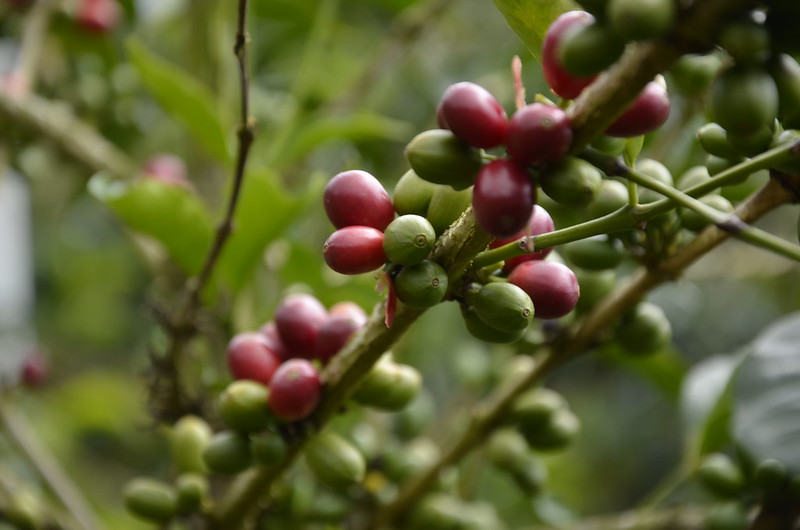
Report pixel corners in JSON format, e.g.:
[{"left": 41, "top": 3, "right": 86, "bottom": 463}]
[
  {"left": 268, "top": 359, "right": 322, "bottom": 421},
  {"left": 508, "top": 261, "right": 580, "bottom": 319},
  {"left": 323, "top": 226, "right": 387, "bottom": 275},
  {"left": 75, "top": 0, "right": 121, "bottom": 34},
  {"left": 437, "top": 82, "right": 508, "bottom": 149},
  {"left": 275, "top": 294, "right": 328, "bottom": 359},
  {"left": 490, "top": 205, "right": 556, "bottom": 273},
  {"left": 226, "top": 332, "right": 282, "bottom": 385},
  {"left": 605, "top": 80, "right": 670, "bottom": 137},
  {"left": 542, "top": 11, "right": 598, "bottom": 99},
  {"left": 328, "top": 301, "right": 369, "bottom": 327},
  {"left": 323, "top": 170, "right": 395, "bottom": 231},
  {"left": 20, "top": 354, "right": 48, "bottom": 388},
  {"left": 258, "top": 321, "right": 290, "bottom": 361},
  {"left": 143, "top": 154, "right": 191, "bottom": 188},
  {"left": 506, "top": 103, "right": 573, "bottom": 166},
  {"left": 472, "top": 159, "right": 536, "bottom": 238},
  {"left": 314, "top": 315, "right": 362, "bottom": 364}
]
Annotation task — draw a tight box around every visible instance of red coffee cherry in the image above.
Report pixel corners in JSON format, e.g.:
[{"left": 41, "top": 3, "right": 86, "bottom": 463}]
[
  {"left": 472, "top": 159, "right": 536, "bottom": 238},
  {"left": 323, "top": 226, "right": 387, "bottom": 275},
  {"left": 542, "top": 11, "right": 598, "bottom": 99},
  {"left": 323, "top": 170, "right": 395, "bottom": 231},
  {"left": 268, "top": 359, "right": 322, "bottom": 421},
  {"left": 328, "top": 301, "right": 368, "bottom": 327},
  {"left": 226, "top": 332, "right": 282, "bottom": 385},
  {"left": 490, "top": 204, "right": 556, "bottom": 273},
  {"left": 437, "top": 82, "right": 508, "bottom": 149},
  {"left": 508, "top": 261, "right": 580, "bottom": 319},
  {"left": 314, "top": 315, "right": 362, "bottom": 364},
  {"left": 75, "top": 0, "right": 121, "bottom": 34},
  {"left": 605, "top": 80, "right": 670, "bottom": 137},
  {"left": 506, "top": 103, "right": 573, "bottom": 166},
  {"left": 275, "top": 294, "right": 328, "bottom": 359},
  {"left": 20, "top": 353, "right": 48, "bottom": 388},
  {"left": 258, "top": 321, "right": 290, "bottom": 361}
]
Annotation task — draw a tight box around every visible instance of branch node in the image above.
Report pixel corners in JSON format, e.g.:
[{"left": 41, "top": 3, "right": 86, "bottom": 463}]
[{"left": 716, "top": 214, "right": 747, "bottom": 234}]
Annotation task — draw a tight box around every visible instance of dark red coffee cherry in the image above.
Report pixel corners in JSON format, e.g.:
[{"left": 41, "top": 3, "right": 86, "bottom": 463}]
[
  {"left": 20, "top": 353, "right": 48, "bottom": 388},
  {"left": 323, "top": 226, "right": 387, "bottom": 275},
  {"left": 506, "top": 103, "right": 572, "bottom": 166},
  {"left": 328, "top": 301, "right": 369, "bottom": 327},
  {"left": 274, "top": 294, "right": 328, "bottom": 360},
  {"left": 268, "top": 359, "right": 322, "bottom": 421},
  {"left": 314, "top": 315, "right": 362, "bottom": 364},
  {"left": 490, "top": 205, "right": 555, "bottom": 273},
  {"left": 472, "top": 159, "right": 535, "bottom": 238},
  {"left": 75, "top": 0, "right": 121, "bottom": 33},
  {"left": 323, "top": 170, "right": 395, "bottom": 231},
  {"left": 226, "top": 332, "right": 282, "bottom": 385},
  {"left": 542, "top": 11, "right": 598, "bottom": 99},
  {"left": 605, "top": 80, "right": 670, "bottom": 137},
  {"left": 258, "top": 321, "right": 290, "bottom": 361},
  {"left": 508, "top": 261, "right": 580, "bottom": 319},
  {"left": 437, "top": 82, "right": 508, "bottom": 149}
]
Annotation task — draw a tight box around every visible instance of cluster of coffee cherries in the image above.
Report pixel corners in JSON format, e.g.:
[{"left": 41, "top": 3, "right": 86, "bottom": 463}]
[{"left": 3, "top": 0, "right": 121, "bottom": 34}]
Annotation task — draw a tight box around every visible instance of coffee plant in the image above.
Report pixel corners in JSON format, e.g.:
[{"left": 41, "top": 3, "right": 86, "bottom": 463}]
[{"left": 1, "top": 0, "right": 800, "bottom": 529}]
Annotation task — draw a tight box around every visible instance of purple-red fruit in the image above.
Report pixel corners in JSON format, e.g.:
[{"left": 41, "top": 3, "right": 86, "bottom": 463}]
[
  {"left": 20, "top": 354, "right": 48, "bottom": 387},
  {"left": 437, "top": 82, "right": 508, "bottom": 149},
  {"left": 543, "top": 11, "right": 598, "bottom": 99},
  {"left": 268, "top": 359, "right": 322, "bottom": 421},
  {"left": 506, "top": 103, "right": 573, "bottom": 166},
  {"left": 76, "top": 0, "right": 121, "bottom": 34},
  {"left": 323, "top": 226, "right": 387, "bottom": 275},
  {"left": 258, "top": 321, "right": 290, "bottom": 361},
  {"left": 605, "top": 81, "right": 670, "bottom": 137},
  {"left": 490, "top": 205, "right": 556, "bottom": 273},
  {"left": 472, "top": 159, "right": 536, "bottom": 238},
  {"left": 143, "top": 154, "right": 191, "bottom": 189},
  {"left": 328, "top": 301, "right": 368, "bottom": 327},
  {"left": 323, "top": 170, "right": 395, "bottom": 231},
  {"left": 508, "top": 261, "right": 580, "bottom": 319},
  {"left": 314, "top": 315, "right": 362, "bottom": 364},
  {"left": 226, "top": 333, "right": 282, "bottom": 385},
  {"left": 274, "top": 294, "right": 328, "bottom": 359}
]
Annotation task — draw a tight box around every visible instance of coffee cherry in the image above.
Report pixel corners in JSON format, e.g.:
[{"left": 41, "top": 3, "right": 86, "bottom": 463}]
[
  {"left": 616, "top": 301, "right": 671, "bottom": 355},
  {"left": 588, "top": 179, "right": 628, "bottom": 218},
  {"left": 472, "top": 159, "right": 535, "bottom": 238},
  {"left": 705, "top": 501, "right": 748, "bottom": 530},
  {"left": 563, "top": 235, "right": 624, "bottom": 270},
  {"left": 767, "top": 54, "right": 800, "bottom": 129},
  {"left": 323, "top": 170, "right": 394, "bottom": 231},
  {"left": 591, "top": 135, "right": 627, "bottom": 156},
  {"left": 574, "top": 269, "right": 616, "bottom": 312},
  {"left": 268, "top": 359, "right": 322, "bottom": 421},
  {"left": 226, "top": 332, "right": 282, "bottom": 385},
  {"left": 20, "top": 353, "right": 48, "bottom": 388},
  {"left": 392, "top": 170, "right": 439, "bottom": 217},
  {"left": 727, "top": 125, "right": 774, "bottom": 158},
  {"left": 314, "top": 315, "right": 361, "bottom": 364},
  {"left": 259, "top": 321, "right": 290, "bottom": 361},
  {"left": 170, "top": 416, "right": 211, "bottom": 474},
  {"left": 323, "top": 226, "right": 387, "bottom": 275},
  {"left": 75, "top": 0, "right": 121, "bottom": 34},
  {"left": 473, "top": 282, "right": 534, "bottom": 333},
  {"left": 510, "top": 388, "right": 567, "bottom": 430},
  {"left": 697, "top": 123, "right": 739, "bottom": 160},
  {"left": 668, "top": 53, "right": 724, "bottom": 97},
  {"left": 123, "top": 478, "right": 178, "bottom": 523},
  {"left": 143, "top": 154, "right": 191, "bottom": 188},
  {"left": 404, "top": 129, "right": 483, "bottom": 190},
  {"left": 437, "top": 82, "right": 508, "bottom": 149},
  {"left": 426, "top": 185, "right": 472, "bottom": 237},
  {"left": 460, "top": 304, "right": 527, "bottom": 344},
  {"left": 352, "top": 356, "right": 422, "bottom": 411},
  {"left": 305, "top": 430, "right": 366, "bottom": 489},
  {"left": 711, "top": 65, "right": 778, "bottom": 136},
  {"left": 508, "top": 261, "right": 580, "bottom": 319},
  {"left": 218, "top": 380, "right": 272, "bottom": 433},
  {"left": 607, "top": 0, "right": 675, "bottom": 41},
  {"left": 274, "top": 294, "right": 328, "bottom": 360},
  {"left": 719, "top": 16, "right": 770, "bottom": 66},
  {"left": 539, "top": 157, "right": 602, "bottom": 207},
  {"left": 753, "top": 458, "right": 788, "bottom": 498},
  {"left": 635, "top": 157, "right": 673, "bottom": 203},
  {"left": 677, "top": 166, "right": 713, "bottom": 191},
  {"left": 697, "top": 453, "right": 746, "bottom": 499},
  {"left": 770, "top": 130, "right": 800, "bottom": 174},
  {"left": 558, "top": 19, "right": 625, "bottom": 77},
  {"left": 605, "top": 80, "right": 670, "bottom": 137},
  {"left": 328, "top": 301, "right": 368, "bottom": 327},
  {"left": 506, "top": 103, "right": 572, "bottom": 166},
  {"left": 393, "top": 260, "right": 448, "bottom": 308},
  {"left": 175, "top": 473, "right": 208, "bottom": 513},
  {"left": 487, "top": 429, "right": 531, "bottom": 472},
  {"left": 490, "top": 204, "right": 556, "bottom": 273},
  {"left": 202, "top": 431, "right": 253, "bottom": 474},
  {"left": 383, "top": 214, "right": 436, "bottom": 266},
  {"left": 521, "top": 407, "right": 581, "bottom": 452},
  {"left": 542, "top": 11, "right": 598, "bottom": 99},
  {"left": 251, "top": 431, "right": 287, "bottom": 468}
]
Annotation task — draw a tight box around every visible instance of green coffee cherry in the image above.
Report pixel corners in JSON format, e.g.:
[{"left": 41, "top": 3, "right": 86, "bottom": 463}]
[
  {"left": 382, "top": 437, "right": 440, "bottom": 484},
  {"left": 705, "top": 501, "right": 749, "bottom": 530},
  {"left": 123, "top": 478, "right": 178, "bottom": 523},
  {"left": 352, "top": 356, "right": 422, "bottom": 411},
  {"left": 460, "top": 304, "right": 527, "bottom": 344},
  {"left": 383, "top": 214, "right": 436, "bottom": 265},
  {"left": 563, "top": 235, "right": 624, "bottom": 270},
  {"left": 393, "top": 169, "right": 440, "bottom": 216},
  {"left": 706, "top": 154, "right": 745, "bottom": 177},
  {"left": 719, "top": 17, "right": 770, "bottom": 66},
  {"left": 697, "top": 453, "right": 746, "bottom": 499},
  {"left": 767, "top": 54, "right": 800, "bottom": 129},
  {"left": 202, "top": 431, "right": 253, "bottom": 475},
  {"left": 616, "top": 301, "right": 672, "bottom": 356},
  {"left": 635, "top": 158, "right": 673, "bottom": 204},
  {"left": 405, "top": 129, "right": 483, "bottom": 190},
  {"left": 170, "top": 415, "right": 212, "bottom": 474},
  {"left": 669, "top": 53, "right": 724, "bottom": 97},
  {"left": 305, "top": 430, "right": 366, "bottom": 489},
  {"left": 679, "top": 195, "right": 733, "bottom": 232},
  {"left": 487, "top": 428, "right": 530, "bottom": 471},
  {"left": 218, "top": 380, "right": 272, "bottom": 433},
  {"left": 426, "top": 185, "right": 472, "bottom": 236},
  {"left": 510, "top": 388, "right": 567, "bottom": 430},
  {"left": 770, "top": 130, "right": 800, "bottom": 174},
  {"left": 558, "top": 20, "right": 625, "bottom": 77},
  {"left": 591, "top": 135, "right": 627, "bottom": 156},
  {"left": 697, "top": 123, "right": 740, "bottom": 160},
  {"left": 175, "top": 473, "right": 208, "bottom": 513},
  {"left": 608, "top": 0, "right": 675, "bottom": 41},
  {"left": 394, "top": 260, "right": 448, "bottom": 308},
  {"left": 677, "top": 165, "right": 713, "bottom": 191},
  {"left": 521, "top": 407, "right": 581, "bottom": 452},
  {"left": 306, "top": 492, "right": 350, "bottom": 523},
  {"left": 407, "top": 493, "right": 465, "bottom": 530},
  {"left": 575, "top": 268, "right": 616, "bottom": 312},
  {"left": 251, "top": 431, "right": 287, "bottom": 468},
  {"left": 753, "top": 458, "right": 789, "bottom": 498},
  {"left": 473, "top": 282, "right": 534, "bottom": 333},
  {"left": 727, "top": 124, "right": 774, "bottom": 158},
  {"left": 588, "top": 179, "right": 628, "bottom": 218},
  {"left": 540, "top": 157, "right": 603, "bottom": 207},
  {"left": 394, "top": 389, "right": 436, "bottom": 440},
  {"left": 711, "top": 65, "right": 779, "bottom": 136}
]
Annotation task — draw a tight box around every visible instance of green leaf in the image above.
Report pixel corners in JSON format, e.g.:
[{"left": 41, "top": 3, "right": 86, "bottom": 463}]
[
  {"left": 623, "top": 136, "right": 644, "bottom": 167},
  {"left": 492, "top": 0, "right": 580, "bottom": 61},
  {"left": 732, "top": 312, "right": 800, "bottom": 471},
  {"left": 601, "top": 344, "right": 687, "bottom": 400},
  {"left": 126, "top": 38, "right": 232, "bottom": 165},
  {"left": 88, "top": 173, "right": 213, "bottom": 274},
  {"left": 214, "top": 170, "right": 310, "bottom": 292}
]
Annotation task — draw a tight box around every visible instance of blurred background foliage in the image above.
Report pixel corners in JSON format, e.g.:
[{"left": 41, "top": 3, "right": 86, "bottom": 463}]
[{"left": 0, "top": 0, "right": 799, "bottom": 528}]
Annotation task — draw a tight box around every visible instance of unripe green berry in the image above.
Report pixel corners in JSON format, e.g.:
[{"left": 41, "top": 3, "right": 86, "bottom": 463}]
[
  {"left": 352, "top": 355, "right": 422, "bottom": 411},
  {"left": 487, "top": 428, "right": 530, "bottom": 471},
  {"left": 635, "top": 158, "right": 673, "bottom": 204},
  {"left": 175, "top": 473, "right": 208, "bottom": 513},
  {"left": 218, "top": 380, "right": 272, "bottom": 433},
  {"left": 588, "top": 179, "right": 628, "bottom": 217},
  {"left": 669, "top": 53, "right": 724, "bottom": 97},
  {"left": 574, "top": 268, "right": 616, "bottom": 312},
  {"left": 563, "top": 235, "right": 624, "bottom": 270},
  {"left": 510, "top": 388, "right": 567, "bottom": 430},
  {"left": 766, "top": 54, "right": 800, "bottom": 129},
  {"left": 170, "top": 415, "right": 212, "bottom": 474},
  {"left": 616, "top": 301, "right": 671, "bottom": 356},
  {"left": 591, "top": 135, "right": 627, "bottom": 156},
  {"left": 404, "top": 129, "right": 483, "bottom": 190},
  {"left": 407, "top": 493, "right": 466, "bottom": 530},
  {"left": 521, "top": 407, "right": 580, "bottom": 452},
  {"left": 426, "top": 185, "right": 472, "bottom": 236},
  {"left": 558, "top": 19, "right": 625, "bottom": 77},
  {"left": 251, "top": 431, "right": 287, "bottom": 468},
  {"left": 473, "top": 282, "right": 534, "bottom": 333},
  {"left": 394, "top": 389, "right": 436, "bottom": 440},
  {"left": 677, "top": 166, "right": 713, "bottom": 191},
  {"left": 383, "top": 214, "right": 436, "bottom": 265},
  {"left": 696, "top": 453, "right": 746, "bottom": 499},
  {"left": 540, "top": 157, "right": 602, "bottom": 207},
  {"left": 711, "top": 66, "right": 779, "bottom": 136},
  {"left": 305, "top": 430, "right": 366, "bottom": 489},
  {"left": 608, "top": 0, "right": 675, "bottom": 41},
  {"left": 394, "top": 260, "right": 448, "bottom": 308},
  {"left": 727, "top": 125, "right": 774, "bottom": 158},
  {"left": 697, "top": 123, "right": 740, "bottom": 160},
  {"left": 679, "top": 194, "right": 733, "bottom": 232},
  {"left": 753, "top": 458, "right": 789, "bottom": 498},
  {"left": 393, "top": 169, "right": 439, "bottom": 216},
  {"left": 382, "top": 437, "right": 440, "bottom": 485},
  {"left": 460, "top": 303, "right": 527, "bottom": 344},
  {"left": 123, "top": 478, "right": 178, "bottom": 523},
  {"left": 202, "top": 431, "right": 253, "bottom": 475},
  {"left": 705, "top": 501, "right": 748, "bottom": 530},
  {"left": 719, "top": 17, "right": 770, "bottom": 66}
]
